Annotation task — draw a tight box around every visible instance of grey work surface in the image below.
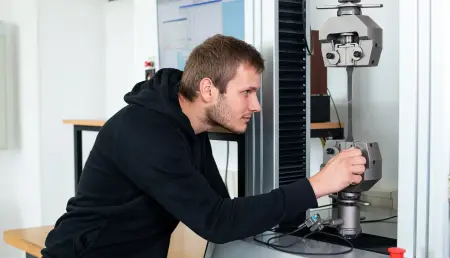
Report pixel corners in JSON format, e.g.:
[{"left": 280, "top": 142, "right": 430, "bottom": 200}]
[
  {"left": 205, "top": 206, "right": 396, "bottom": 258},
  {"left": 204, "top": 234, "right": 389, "bottom": 258}
]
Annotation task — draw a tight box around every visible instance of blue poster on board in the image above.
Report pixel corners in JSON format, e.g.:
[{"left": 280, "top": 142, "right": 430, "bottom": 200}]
[{"left": 156, "top": 0, "right": 245, "bottom": 70}]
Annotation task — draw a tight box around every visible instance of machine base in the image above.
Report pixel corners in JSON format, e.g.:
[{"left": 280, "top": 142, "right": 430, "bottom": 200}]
[
  {"left": 205, "top": 230, "right": 394, "bottom": 258},
  {"left": 289, "top": 227, "right": 397, "bottom": 255},
  {"left": 275, "top": 205, "right": 397, "bottom": 255}
]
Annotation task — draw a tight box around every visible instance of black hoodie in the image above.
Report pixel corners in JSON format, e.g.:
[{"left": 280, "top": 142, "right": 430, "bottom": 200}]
[{"left": 41, "top": 68, "right": 318, "bottom": 258}]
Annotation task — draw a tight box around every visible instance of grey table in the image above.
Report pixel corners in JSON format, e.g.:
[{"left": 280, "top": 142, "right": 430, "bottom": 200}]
[
  {"left": 205, "top": 206, "right": 398, "bottom": 258},
  {"left": 205, "top": 235, "right": 390, "bottom": 258}
]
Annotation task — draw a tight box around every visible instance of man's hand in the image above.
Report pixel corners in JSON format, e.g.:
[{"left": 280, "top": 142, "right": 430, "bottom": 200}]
[{"left": 308, "top": 148, "right": 366, "bottom": 198}]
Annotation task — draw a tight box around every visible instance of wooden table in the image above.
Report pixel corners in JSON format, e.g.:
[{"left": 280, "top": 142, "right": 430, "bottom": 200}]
[
  {"left": 3, "top": 225, "right": 53, "bottom": 258},
  {"left": 3, "top": 224, "right": 207, "bottom": 258}
]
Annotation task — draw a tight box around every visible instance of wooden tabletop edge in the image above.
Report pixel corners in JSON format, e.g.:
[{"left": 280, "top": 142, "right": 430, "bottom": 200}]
[
  {"left": 63, "top": 119, "right": 106, "bottom": 127},
  {"left": 310, "top": 122, "right": 343, "bottom": 129},
  {"left": 63, "top": 119, "right": 343, "bottom": 130},
  {"left": 3, "top": 233, "right": 43, "bottom": 257},
  {"left": 62, "top": 119, "right": 234, "bottom": 134}
]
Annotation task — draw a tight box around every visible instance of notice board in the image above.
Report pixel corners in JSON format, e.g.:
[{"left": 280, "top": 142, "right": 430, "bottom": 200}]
[{"left": 156, "top": 0, "right": 245, "bottom": 70}]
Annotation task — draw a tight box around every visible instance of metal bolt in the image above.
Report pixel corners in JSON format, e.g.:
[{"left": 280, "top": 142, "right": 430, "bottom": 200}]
[{"left": 353, "top": 51, "right": 362, "bottom": 58}]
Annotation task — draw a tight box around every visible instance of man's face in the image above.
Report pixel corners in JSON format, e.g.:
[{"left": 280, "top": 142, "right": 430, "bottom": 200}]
[{"left": 206, "top": 63, "right": 261, "bottom": 133}]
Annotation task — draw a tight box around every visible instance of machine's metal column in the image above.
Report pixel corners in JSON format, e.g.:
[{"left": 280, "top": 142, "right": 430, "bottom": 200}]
[{"left": 317, "top": 0, "right": 384, "bottom": 239}]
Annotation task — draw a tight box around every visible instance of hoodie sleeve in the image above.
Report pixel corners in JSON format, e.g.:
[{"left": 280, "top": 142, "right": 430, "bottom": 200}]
[{"left": 114, "top": 118, "right": 318, "bottom": 244}]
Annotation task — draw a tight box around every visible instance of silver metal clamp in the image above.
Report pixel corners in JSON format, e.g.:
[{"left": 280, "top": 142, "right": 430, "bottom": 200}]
[{"left": 316, "top": 0, "right": 383, "bottom": 67}]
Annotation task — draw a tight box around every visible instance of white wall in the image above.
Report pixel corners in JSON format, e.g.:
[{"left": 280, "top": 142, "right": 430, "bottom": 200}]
[
  {"left": 133, "top": 0, "right": 159, "bottom": 82},
  {"left": 309, "top": 0, "right": 399, "bottom": 193},
  {"left": 37, "top": 0, "right": 162, "bottom": 226},
  {"left": 105, "top": 0, "right": 135, "bottom": 117},
  {"left": 37, "top": 0, "right": 167, "bottom": 225},
  {"left": 38, "top": 0, "right": 107, "bottom": 225},
  {"left": 105, "top": 0, "right": 160, "bottom": 117},
  {"left": 0, "top": 0, "right": 42, "bottom": 257}
]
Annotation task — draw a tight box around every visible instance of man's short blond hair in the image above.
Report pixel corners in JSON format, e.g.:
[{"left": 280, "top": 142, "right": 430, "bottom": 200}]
[{"left": 179, "top": 34, "right": 265, "bottom": 101}]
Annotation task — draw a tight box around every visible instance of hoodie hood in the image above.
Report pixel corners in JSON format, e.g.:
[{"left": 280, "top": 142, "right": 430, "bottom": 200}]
[{"left": 124, "top": 68, "right": 194, "bottom": 137}]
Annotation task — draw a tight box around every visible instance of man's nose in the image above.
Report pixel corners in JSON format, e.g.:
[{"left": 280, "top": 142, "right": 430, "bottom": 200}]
[{"left": 249, "top": 95, "right": 261, "bottom": 113}]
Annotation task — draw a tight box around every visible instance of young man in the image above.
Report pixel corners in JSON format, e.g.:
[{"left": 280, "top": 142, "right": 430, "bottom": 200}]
[{"left": 42, "top": 35, "right": 366, "bottom": 258}]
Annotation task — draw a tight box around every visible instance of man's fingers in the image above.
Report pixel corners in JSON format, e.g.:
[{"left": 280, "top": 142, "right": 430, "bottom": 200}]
[
  {"left": 338, "top": 147, "right": 362, "bottom": 158},
  {"left": 346, "top": 148, "right": 363, "bottom": 157},
  {"left": 351, "top": 165, "right": 366, "bottom": 174},
  {"left": 352, "top": 175, "right": 362, "bottom": 184},
  {"left": 351, "top": 156, "right": 367, "bottom": 165},
  {"left": 339, "top": 147, "right": 355, "bottom": 153}
]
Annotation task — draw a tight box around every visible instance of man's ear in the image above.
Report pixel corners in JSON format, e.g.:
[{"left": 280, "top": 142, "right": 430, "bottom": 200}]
[{"left": 198, "top": 77, "right": 214, "bottom": 103}]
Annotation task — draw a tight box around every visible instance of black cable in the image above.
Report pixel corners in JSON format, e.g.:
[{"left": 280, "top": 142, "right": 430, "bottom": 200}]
[
  {"left": 361, "top": 215, "right": 397, "bottom": 224},
  {"left": 203, "top": 241, "right": 209, "bottom": 258},
  {"left": 250, "top": 213, "right": 396, "bottom": 257},
  {"left": 269, "top": 225, "right": 308, "bottom": 245},
  {"left": 327, "top": 88, "right": 342, "bottom": 129},
  {"left": 254, "top": 229, "right": 354, "bottom": 256},
  {"left": 253, "top": 226, "right": 304, "bottom": 248},
  {"left": 317, "top": 203, "right": 335, "bottom": 208},
  {"left": 225, "top": 141, "right": 229, "bottom": 190},
  {"left": 253, "top": 228, "right": 302, "bottom": 249},
  {"left": 302, "top": 0, "right": 313, "bottom": 56}
]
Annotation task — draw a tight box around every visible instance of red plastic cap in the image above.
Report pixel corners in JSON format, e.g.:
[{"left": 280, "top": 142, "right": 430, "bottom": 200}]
[
  {"left": 144, "top": 61, "right": 154, "bottom": 67},
  {"left": 388, "top": 247, "right": 406, "bottom": 258}
]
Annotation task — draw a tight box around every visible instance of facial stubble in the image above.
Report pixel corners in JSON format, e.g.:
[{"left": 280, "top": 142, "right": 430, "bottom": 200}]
[{"left": 204, "top": 94, "right": 234, "bottom": 132}]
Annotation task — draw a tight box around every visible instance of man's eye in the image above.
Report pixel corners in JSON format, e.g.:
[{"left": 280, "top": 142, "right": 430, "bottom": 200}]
[{"left": 244, "top": 90, "right": 249, "bottom": 95}]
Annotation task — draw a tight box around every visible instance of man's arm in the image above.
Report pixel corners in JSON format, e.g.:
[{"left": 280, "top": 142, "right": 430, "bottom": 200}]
[{"left": 113, "top": 119, "right": 318, "bottom": 244}]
